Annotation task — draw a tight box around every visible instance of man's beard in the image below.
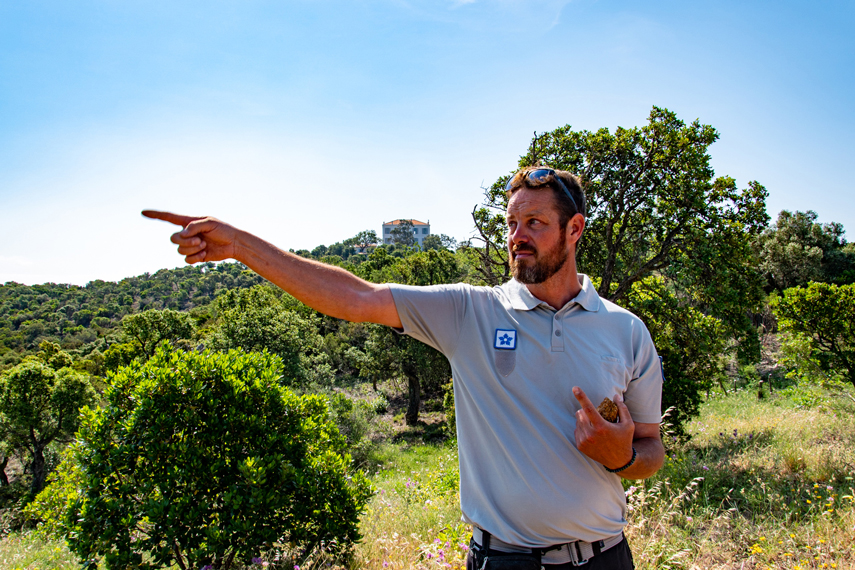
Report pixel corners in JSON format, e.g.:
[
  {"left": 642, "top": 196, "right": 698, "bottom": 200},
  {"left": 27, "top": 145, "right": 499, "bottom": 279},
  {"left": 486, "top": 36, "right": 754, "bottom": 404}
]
[{"left": 510, "top": 229, "right": 570, "bottom": 284}]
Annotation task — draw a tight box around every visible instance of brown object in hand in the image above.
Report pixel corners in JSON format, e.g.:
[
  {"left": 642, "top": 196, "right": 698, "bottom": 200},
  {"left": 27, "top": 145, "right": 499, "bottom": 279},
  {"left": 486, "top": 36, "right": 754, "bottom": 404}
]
[{"left": 597, "top": 397, "right": 619, "bottom": 423}]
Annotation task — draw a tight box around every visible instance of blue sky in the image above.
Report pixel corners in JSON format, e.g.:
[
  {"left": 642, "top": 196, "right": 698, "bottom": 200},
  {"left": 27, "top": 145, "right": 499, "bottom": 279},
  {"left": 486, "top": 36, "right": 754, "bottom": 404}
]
[{"left": 1, "top": 0, "right": 853, "bottom": 285}]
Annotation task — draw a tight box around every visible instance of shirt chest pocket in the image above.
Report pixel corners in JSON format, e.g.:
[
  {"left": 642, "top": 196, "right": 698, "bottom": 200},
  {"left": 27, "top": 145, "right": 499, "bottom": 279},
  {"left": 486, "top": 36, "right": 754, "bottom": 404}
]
[{"left": 600, "top": 354, "right": 629, "bottom": 384}]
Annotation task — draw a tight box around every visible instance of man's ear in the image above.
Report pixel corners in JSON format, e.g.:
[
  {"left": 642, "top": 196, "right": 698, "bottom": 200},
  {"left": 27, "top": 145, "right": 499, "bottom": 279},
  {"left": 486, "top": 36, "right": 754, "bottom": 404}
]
[{"left": 566, "top": 214, "right": 585, "bottom": 246}]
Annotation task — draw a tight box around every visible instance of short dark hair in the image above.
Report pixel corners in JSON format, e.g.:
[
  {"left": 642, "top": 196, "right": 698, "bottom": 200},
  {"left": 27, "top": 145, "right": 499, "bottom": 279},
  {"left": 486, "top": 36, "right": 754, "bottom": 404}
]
[{"left": 505, "top": 167, "right": 586, "bottom": 228}]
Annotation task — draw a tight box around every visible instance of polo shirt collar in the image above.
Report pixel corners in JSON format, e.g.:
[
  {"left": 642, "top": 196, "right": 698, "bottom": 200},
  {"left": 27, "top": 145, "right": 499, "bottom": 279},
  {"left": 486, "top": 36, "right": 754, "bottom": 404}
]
[{"left": 502, "top": 274, "right": 602, "bottom": 313}]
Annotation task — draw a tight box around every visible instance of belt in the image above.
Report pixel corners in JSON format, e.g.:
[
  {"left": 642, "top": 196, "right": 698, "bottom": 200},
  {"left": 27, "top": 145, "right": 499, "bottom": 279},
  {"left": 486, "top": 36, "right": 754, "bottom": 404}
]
[{"left": 472, "top": 526, "right": 625, "bottom": 566}]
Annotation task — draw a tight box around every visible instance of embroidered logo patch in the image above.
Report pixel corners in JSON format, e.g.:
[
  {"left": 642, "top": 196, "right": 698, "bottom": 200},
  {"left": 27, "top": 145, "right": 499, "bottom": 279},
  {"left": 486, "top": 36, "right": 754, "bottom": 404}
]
[{"left": 494, "top": 329, "right": 517, "bottom": 350}]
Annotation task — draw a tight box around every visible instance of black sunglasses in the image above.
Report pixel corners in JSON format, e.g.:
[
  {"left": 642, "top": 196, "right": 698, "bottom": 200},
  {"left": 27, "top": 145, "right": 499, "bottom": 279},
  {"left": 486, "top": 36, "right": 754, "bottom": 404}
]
[{"left": 505, "top": 168, "right": 579, "bottom": 215}]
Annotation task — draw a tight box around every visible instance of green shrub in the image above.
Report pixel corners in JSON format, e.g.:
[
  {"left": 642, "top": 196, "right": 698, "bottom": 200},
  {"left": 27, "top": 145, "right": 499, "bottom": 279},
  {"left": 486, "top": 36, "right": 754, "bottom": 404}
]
[
  {"left": 25, "top": 443, "right": 85, "bottom": 538},
  {"left": 64, "top": 345, "right": 372, "bottom": 569},
  {"left": 370, "top": 393, "right": 389, "bottom": 414},
  {"left": 326, "top": 392, "right": 381, "bottom": 468}
]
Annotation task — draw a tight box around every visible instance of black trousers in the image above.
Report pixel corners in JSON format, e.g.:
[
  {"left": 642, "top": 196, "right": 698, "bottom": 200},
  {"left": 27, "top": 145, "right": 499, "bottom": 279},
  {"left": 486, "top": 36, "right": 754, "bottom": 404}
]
[{"left": 465, "top": 535, "right": 635, "bottom": 569}]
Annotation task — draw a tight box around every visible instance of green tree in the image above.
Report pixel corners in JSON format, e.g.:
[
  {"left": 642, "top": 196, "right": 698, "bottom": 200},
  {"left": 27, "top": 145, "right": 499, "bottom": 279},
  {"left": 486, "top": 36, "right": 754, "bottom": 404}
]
[
  {"left": 754, "top": 210, "right": 855, "bottom": 291},
  {"left": 121, "top": 309, "right": 195, "bottom": 359},
  {"left": 209, "top": 286, "right": 334, "bottom": 386},
  {"left": 623, "top": 276, "right": 729, "bottom": 434},
  {"left": 64, "top": 346, "right": 371, "bottom": 569},
  {"left": 356, "top": 247, "right": 400, "bottom": 282},
  {"left": 390, "top": 220, "right": 417, "bottom": 247},
  {"left": 770, "top": 282, "right": 855, "bottom": 388},
  {"left": 34, "top": 341, "right": 74, "bottom": 370},
  {"left": 422, "top": 234, "right": 457, "bottom": 252},
  {"left": 358, "top": 250, "right": 458, "bottom": 424},
  {"left": 348, "top": 229, "right": 379, "bottom": 253},
  {"left": 104, "top": 309, "right": 196, "bottom": 372},
  {"left": 470, "top": 107, "right": 769, "bottom": 432},
  {"left": 421, "top": 234, "right": 443, "bottom": 251},
  {"left": 0, "top": 361, "right": 95, "bottom": 495}
]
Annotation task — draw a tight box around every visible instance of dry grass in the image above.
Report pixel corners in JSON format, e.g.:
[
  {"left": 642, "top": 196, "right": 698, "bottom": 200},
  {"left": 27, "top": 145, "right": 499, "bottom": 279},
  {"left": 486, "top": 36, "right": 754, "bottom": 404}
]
[{"left": 2, "top": 386, "right": 854, "bottom": 570}]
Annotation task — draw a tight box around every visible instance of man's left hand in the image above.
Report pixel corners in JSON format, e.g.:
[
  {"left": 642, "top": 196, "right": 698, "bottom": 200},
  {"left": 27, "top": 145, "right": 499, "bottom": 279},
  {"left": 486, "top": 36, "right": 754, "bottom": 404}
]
[{"left": 572, "top": 387, "right": 635, "bottom": 471}]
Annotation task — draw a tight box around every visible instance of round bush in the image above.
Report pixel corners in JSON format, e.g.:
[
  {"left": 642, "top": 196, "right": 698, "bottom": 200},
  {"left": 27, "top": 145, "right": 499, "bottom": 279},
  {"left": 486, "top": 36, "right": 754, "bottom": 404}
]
[{"left": 66, "top": 345, "right": 371, "bottom": 569}]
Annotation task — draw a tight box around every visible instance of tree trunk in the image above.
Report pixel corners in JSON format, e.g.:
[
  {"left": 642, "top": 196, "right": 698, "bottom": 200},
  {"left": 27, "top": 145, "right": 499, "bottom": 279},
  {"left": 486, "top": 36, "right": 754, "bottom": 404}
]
[
  {"left": 405, "top": 375, "right": 421, "bottom": 425},
  {"left": 30, "top": 445, "right": 47, "bottom": 496},
  {"left": 0, "top": 456, "right": 8, "bottom": 487}
]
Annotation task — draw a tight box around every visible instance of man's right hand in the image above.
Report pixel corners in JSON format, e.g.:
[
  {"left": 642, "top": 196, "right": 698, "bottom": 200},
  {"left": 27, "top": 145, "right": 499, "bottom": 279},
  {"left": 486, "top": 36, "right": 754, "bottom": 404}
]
[{"left": 142, "top": 211, "right": 240, "bottom": 264}]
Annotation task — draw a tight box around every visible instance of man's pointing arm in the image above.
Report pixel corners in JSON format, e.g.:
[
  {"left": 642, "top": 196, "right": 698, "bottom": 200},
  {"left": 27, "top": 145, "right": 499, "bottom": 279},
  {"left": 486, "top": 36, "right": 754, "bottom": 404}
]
[{"left": 141, "top": 210, "right": 403, "bottom": 329}]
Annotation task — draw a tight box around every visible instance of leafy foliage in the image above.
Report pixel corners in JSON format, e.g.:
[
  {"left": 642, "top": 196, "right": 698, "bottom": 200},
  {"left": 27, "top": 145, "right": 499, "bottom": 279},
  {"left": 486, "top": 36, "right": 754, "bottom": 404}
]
[
  {"left": 390, "top": 220, "right": 417, "bottom": 247},
  {"left": 474, "top": 107, "right": 768, "bottom": 301},
  {"left": 422, "top": 234, "right": 457, "bottom": 252},
  {"left": 209, "top": 285, "right": 334, "bottom": 387},
  {"left": 471, "top": 106, "right": 770, "bottom": 431},
  {"left": 623, "top": 277, "right": 728, "bottom": 435},
  {"left": 104, "top": 309, "right": 196, "bottom": 372},
  {"left": 354, "top": 250, "right": 459, "bottom": 424},
  {"left": 119, "top": 309, "right": 195, "bottom": 359},
  {"left": 771, "top": 282, "right": 855, "bottom": 388},
  {"left": 65, "top": 346, "right": 371, "bottom": 569},
  {"left": 754, "top": 210, "right": 855, "bottom": 291},
  {"left": 25, "top": 442, "right": 86, "bottom": 538},
  {"left": 0, "top": 262, "right": 263, "bottom": 371},
  {"left": 0, "top": 360, "right": 95, "bottom": 495}
]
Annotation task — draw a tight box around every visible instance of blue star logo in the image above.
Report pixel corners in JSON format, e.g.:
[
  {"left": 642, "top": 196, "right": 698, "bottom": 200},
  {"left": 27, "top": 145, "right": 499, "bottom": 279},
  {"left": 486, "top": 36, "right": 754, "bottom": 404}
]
[{"left": 499, "top": 334, "right": 512, "bottom": 346}]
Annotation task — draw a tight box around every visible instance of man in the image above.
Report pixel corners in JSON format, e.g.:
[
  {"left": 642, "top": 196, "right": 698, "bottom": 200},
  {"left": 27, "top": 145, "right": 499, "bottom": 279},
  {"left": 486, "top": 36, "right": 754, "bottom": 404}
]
[{"left": 143, "top": 166, "right": 664, "bottom": 569}]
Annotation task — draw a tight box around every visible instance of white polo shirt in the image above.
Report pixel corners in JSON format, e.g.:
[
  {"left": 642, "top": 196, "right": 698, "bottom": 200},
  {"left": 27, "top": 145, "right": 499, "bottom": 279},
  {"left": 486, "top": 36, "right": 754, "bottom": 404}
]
[{"left": 389, "top": 274, "right": 662, "bottom": 547}]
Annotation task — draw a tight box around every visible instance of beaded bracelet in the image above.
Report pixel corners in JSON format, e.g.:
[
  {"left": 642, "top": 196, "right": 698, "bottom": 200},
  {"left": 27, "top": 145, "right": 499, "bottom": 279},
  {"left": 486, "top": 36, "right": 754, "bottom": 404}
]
[{"left": 604, "top": 446, "right": 637, "bottom": 473}]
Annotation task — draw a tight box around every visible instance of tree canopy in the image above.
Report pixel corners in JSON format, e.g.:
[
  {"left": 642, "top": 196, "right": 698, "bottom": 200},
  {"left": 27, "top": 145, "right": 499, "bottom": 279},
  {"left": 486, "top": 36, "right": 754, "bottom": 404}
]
[
  {"left": 390, "top": 220, "right": 417, "bottom": 247},
  {"left": 771, "top": 282, "right": 855, "bottom": 388},
  {"left": 208, "top": 286, "right": 334, "bottom": 387},
  {"left": 0, "top": 360, "right": 95, "bottom": 495},
  {"left": 754, "top": 210, "right": 855, "bottom": 291},
  {"left": 354, "top": 249, "right": 460, "bottom": 424},
  {"left": 471, "top": 106, "right": 771, "bottom": 432}
]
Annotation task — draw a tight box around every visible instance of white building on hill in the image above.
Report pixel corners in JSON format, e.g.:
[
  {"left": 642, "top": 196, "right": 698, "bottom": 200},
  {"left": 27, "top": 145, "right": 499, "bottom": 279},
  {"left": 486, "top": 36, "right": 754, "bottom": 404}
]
[{"left": 382, "top": 219, "right": 430, "bottom": 246}]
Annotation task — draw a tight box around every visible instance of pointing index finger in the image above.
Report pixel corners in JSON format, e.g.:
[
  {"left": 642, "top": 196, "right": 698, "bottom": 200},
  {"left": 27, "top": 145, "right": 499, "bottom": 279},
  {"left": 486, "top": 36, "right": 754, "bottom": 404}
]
[
  {"left": 572, "top": 386, "right": 597, "bottom": 414},
  {"left": 142, "top": 210, "right": 200, "bottom": 228}
]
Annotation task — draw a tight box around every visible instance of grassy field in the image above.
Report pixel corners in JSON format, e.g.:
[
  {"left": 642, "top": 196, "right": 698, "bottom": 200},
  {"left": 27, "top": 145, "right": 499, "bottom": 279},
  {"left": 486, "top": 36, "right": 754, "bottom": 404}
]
[{"left": 2, "top": 385, "right": 854, "bottom": 569}]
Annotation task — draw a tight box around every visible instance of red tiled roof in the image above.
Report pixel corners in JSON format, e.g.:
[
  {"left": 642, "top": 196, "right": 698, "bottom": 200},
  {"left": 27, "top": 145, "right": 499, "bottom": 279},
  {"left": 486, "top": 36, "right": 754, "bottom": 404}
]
[{"left": 384, "top": 219, "right": 428, "bottom": 226}]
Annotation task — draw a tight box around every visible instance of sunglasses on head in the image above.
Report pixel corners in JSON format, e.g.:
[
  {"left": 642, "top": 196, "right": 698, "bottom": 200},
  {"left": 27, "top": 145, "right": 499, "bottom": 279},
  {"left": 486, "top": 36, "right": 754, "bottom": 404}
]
[{"left": 504, "top": 168, "right": 579, "bottom": 215}]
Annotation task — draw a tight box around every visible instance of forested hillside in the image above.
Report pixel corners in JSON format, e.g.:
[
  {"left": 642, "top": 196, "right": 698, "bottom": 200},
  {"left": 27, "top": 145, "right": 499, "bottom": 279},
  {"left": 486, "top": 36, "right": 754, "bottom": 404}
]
[{"left": 0, "top": 262, "right": 266, "bottom": 372}]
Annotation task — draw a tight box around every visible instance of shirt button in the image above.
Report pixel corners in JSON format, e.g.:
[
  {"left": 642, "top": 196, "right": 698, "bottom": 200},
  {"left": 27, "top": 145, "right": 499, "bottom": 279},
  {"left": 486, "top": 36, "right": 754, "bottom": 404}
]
[{"left": 555, "top": 330, "right": 562, "bottom": 337}]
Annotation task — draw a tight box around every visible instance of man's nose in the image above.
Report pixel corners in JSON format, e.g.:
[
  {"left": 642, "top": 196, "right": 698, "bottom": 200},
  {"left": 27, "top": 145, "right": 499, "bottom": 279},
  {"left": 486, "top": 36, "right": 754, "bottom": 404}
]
[{"left": 509, "top": 225, "right": 529, "bottom": 244}]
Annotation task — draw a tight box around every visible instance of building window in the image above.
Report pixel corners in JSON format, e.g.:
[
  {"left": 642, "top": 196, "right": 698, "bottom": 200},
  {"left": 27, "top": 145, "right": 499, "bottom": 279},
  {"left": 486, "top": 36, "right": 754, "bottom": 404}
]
[
  {"left": 385, "top": 228, "right": 390, "bottom": 234},
  {"left": 422, "top": 228, "right": 428, "bottom": 234}
]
